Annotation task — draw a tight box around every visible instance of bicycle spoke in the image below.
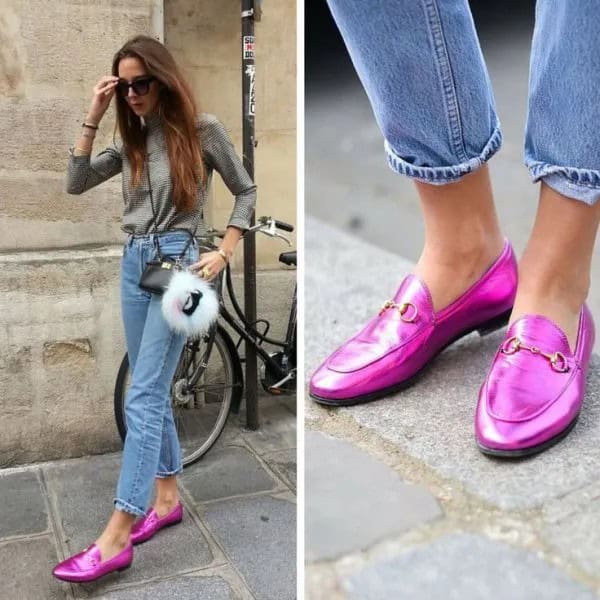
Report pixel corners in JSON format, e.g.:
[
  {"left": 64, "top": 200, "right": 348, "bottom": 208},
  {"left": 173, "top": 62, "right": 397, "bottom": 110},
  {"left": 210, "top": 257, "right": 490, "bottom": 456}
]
[{"left": 190, "top": 383, "right": 237, "bottom": 393}]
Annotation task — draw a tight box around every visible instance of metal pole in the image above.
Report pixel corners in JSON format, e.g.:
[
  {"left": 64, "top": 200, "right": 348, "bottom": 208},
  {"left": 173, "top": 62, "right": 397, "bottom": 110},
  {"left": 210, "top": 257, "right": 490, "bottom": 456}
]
[{"left": 241, "top": 0, "right": 259, "bottom": 430}]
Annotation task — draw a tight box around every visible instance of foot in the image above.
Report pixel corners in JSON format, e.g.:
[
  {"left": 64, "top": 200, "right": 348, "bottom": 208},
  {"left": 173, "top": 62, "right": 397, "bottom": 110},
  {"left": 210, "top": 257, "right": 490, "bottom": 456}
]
[
  {"left": 414, "top": 236, "right": 505, "bottom": 312},
  {"left": 509, "top": 293, "right": 581, "bottom": 353},
  {"left": 52, "top": 541, "right": 133, "bottom": 583},
  {"left": 511, "top": 256, "right": 589, "bottom": 352},
  {"left": 130, "top": 500, "right": 183, "bottom": 545},
  {"left": 309, "top": 238, "right": 518, "bottom": 405},
  {"left": 153, "top": 497, "right": 180, "bottom": 519},
  {"left": 476, "top": 304, "right": 595, "bottom": 457},
  {"left": 94, "top": 533, "right": 130, "bottom": 563}
]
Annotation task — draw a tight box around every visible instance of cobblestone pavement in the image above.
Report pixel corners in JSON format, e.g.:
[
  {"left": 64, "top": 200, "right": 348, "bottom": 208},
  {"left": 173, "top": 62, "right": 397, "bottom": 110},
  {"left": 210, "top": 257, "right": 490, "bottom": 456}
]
[
  {"left": 305, "top": 218, "right": 600, "bottom": 599},
  {"left": 0, "top": 396, "right": 296, "bottom": 600}
]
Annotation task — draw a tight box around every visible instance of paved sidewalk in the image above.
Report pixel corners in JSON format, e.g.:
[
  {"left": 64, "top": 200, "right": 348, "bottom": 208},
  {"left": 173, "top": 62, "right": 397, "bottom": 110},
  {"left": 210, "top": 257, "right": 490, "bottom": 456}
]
[
  {"left": 0, "top": 396, "right": 296, "bottom": 600},
  {"left": 305, "top": 217, "right": 600, "bottom": 600}
]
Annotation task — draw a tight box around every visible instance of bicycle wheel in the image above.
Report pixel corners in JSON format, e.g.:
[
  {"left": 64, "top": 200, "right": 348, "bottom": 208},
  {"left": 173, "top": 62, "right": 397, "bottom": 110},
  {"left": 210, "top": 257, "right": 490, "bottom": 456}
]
[{"left": 114, "top": 324, "right": 243, "bottom": 466}]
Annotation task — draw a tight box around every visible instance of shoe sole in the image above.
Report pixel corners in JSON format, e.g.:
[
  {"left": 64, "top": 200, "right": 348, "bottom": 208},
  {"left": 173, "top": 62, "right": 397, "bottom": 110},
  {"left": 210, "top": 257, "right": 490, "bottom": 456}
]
[
  {"left": 310, "top": 308, "right": 512, "bottom": 407},
  {"left": 132, "top": 516, "right": 183, "bottom": 546},
  {"left": 476, "top": 414, "right": 580, "bottom": 459}
]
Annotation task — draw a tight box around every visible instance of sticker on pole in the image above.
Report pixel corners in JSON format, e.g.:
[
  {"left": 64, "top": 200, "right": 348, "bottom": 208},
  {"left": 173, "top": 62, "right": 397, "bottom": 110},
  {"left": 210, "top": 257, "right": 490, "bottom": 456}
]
[
  {"left": 243, "top": 36, "right": 255, "bottom": 59},
  {"left": 246, "top": 64, "right": 256, "bottom": 116}
]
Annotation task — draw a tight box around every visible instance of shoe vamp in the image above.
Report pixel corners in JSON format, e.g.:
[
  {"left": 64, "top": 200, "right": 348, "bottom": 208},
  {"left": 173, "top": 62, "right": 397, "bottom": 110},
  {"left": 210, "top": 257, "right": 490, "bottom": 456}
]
[
  {"left": 327, "top": 317, "right": 429, "bottom": 372},
  {"left": 486, "top": 355, "right": 576, "bottom": 421},
  {"left": 68, "top": 549, "right": 98, "bottom": 573}
]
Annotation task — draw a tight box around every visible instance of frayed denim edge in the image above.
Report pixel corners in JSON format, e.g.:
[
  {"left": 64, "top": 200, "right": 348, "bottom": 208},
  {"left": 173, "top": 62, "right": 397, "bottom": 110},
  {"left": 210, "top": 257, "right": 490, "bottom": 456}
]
[
  {"left": 527, "top": 161, "right": 600, "bottom": 206},
  {"left": 384, "top": 125, "right": 502, "bottom": 185},
  {"left": 156, "top": 466, "right": 183, "bottom": 478},
  {"left": 113, "top": 497, "right": 147, "bottom": 518}
]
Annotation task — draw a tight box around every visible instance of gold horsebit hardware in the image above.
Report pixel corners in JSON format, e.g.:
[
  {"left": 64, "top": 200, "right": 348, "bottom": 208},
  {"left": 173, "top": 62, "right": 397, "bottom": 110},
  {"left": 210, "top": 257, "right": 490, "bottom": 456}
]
[
  {"left": 379, "top": 300, "right": 418, "bottom": 323},
  {"left": 501, "top": 335, "right": 569, "bottom": 373}
]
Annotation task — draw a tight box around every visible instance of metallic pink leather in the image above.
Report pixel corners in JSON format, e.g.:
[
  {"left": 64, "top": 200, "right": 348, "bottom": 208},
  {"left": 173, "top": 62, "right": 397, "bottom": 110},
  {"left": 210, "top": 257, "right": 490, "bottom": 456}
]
[
  {"left": 130, "top": 501, "right": 183, "bottom": 545},
  {"left": 476, "top": 304, "right": 595, "bottom": 457},
  {"left": 310, "top": 239, "right": 518, "bottom": 405},
  {"left": 52, "top": 542, "right": 133, "bottom": 583}
]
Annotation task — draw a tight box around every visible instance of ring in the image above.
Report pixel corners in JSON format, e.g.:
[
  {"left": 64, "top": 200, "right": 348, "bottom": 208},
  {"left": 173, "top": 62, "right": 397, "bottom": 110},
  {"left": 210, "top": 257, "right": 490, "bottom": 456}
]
[{"left": 201, "top": 267, "right": 211, "bottom": 279}]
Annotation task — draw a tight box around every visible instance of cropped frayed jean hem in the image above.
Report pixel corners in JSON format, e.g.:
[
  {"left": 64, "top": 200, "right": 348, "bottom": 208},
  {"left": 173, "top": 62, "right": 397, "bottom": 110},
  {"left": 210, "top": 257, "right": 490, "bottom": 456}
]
[
  {"left": 156, "top": 466, "right": 184, "bottom": 478},
  {"left": 113, "top": 497, "right": 147, "bottom": 518},
  {"left": 385, "top": 125, "right": 503, "bottom": 185},
  {"left": 527, "top": 161, "right": 600, "bottom": 206}
]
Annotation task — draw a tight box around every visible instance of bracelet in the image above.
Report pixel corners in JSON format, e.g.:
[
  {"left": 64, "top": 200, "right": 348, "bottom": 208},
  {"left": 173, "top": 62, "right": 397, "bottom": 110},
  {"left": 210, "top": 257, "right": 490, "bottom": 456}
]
[
  {"left": 217, "top": 248, "right": 231, "bottom": 263},
  {"left": 74, "top": 147, "right": 91, "bottom": 155},
  {"left": 81, "top": 122, "right": 99, "bottom": 130}
]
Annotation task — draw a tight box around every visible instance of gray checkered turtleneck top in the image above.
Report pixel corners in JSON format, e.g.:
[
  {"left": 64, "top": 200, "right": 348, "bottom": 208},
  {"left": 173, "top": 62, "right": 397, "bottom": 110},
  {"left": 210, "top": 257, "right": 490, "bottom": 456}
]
[{"left": 66, "top": 111, "right": 256, "bottom": 236}]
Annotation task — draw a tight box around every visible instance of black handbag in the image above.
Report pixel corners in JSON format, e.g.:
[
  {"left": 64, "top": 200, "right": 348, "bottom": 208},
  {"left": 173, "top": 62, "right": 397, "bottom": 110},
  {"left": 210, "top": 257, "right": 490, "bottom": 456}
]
[
  {"left": 138, "top": 159, "right": 196, "bottom": 295},
  {"left": 138, "top": 251, "right": 181, "bottom": 295}
]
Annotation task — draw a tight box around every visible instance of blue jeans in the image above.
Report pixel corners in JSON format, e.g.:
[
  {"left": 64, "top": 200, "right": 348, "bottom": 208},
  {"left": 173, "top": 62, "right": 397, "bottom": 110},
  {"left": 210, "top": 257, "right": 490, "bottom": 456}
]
[
  {"left": 114, "top": 230, "right": 199, "bottom": 517},
  {"left": 326, "top": 0, "right": 600, "bottom": 205}
]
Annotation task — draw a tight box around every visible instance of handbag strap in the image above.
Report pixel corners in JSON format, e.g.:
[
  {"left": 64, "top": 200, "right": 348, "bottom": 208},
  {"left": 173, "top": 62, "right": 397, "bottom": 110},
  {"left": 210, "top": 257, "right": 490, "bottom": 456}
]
[{"left": 145, "top": 156, "right": 199, "bottom": 260}]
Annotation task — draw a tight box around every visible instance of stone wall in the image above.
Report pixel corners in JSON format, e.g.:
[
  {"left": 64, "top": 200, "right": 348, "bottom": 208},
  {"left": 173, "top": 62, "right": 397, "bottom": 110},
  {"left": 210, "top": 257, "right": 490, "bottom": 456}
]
[{"left": 0, "top": 1, "right": 296, "bottom": 465}]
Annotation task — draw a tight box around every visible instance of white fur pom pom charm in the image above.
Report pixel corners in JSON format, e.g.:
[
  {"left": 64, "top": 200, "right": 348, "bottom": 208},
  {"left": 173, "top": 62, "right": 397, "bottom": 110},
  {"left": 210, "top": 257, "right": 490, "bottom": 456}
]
[{"left": 161, "top": 270, "right": 220, "bottom": 338}]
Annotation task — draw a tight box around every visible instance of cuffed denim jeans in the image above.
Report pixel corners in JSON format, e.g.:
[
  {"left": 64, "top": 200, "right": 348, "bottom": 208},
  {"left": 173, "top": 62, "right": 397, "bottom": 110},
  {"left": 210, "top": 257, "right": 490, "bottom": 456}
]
[
  {"left": 114, "top": 230, "right": 199, "bottom": 517},
  {"left": 327, "top": 0, "right": 600, "bottom": 205}
]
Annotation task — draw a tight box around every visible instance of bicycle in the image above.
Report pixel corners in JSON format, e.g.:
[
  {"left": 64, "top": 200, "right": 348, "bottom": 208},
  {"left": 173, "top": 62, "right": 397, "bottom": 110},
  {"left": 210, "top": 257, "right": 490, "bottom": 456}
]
[{"left": 113, "top": 216, "right": 296, "bottom": 466}]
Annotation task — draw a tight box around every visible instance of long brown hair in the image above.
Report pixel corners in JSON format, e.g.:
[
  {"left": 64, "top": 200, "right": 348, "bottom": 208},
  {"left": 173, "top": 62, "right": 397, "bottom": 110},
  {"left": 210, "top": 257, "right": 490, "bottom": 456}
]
[{"left": 111, "top": 35, "right": 205, "bottom": 213}]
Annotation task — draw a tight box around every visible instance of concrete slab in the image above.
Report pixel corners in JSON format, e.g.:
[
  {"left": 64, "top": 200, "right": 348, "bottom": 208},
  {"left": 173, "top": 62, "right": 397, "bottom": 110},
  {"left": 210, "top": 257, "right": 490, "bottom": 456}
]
[
  {"left": 306, "top": 431, "right": 441, "bottom": 562},
  {"left": 205, "top": 495, "right": 296, "bottom": 600},
  {"left": 180, "top": 445, "right": 278, "bottom": 503},
  {"left": 43, "top": 452, "right": 126, "bottom": 549},
  {"left": 0, "top": 469, "right": 48, "bottom": 537},
  {"left": 240, "top": 400, "right": 297, "bottom": 457},
  {"left": 91, "top": 575, "right": 234, "bottom": 600},
  {"left": 342, "top": 533, "right": 598, "bottom": 600},
  {"left": 542, "top": 482, "right": 600, "bottom": 579},
  {"left": 306, "top": 218, "right": 600, "bottom": 511},
  {"left": 263, "top": 448, "right": 297, "bottom": 490},
  {"left": 0, "top": 537, "right": 66, "bottom": 600}
]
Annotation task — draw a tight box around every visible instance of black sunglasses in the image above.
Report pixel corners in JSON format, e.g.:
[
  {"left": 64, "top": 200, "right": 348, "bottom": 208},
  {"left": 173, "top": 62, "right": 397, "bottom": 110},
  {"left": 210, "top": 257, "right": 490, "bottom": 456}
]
[{"left": 117, "top": 76, "right": 156, "bottom": 97}]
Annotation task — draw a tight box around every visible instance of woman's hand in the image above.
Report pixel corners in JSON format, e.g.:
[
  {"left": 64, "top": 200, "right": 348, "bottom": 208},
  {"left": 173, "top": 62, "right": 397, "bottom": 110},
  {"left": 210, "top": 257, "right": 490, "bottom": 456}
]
[
  {"left": 87, "top": 75, "right": 119, "bottom": 124},
  {"left": 189, "top": 251, "right": 227, "bottom": 281}
]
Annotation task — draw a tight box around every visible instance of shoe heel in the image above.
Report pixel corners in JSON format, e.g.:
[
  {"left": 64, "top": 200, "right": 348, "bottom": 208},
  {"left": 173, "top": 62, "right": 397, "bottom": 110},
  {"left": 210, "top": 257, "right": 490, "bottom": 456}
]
[
  {"left": 476, "top": 309, "right": 512, "bottom": 337},
  {"left": 118, "top": 563, "right": 132, "bottom": 572}
]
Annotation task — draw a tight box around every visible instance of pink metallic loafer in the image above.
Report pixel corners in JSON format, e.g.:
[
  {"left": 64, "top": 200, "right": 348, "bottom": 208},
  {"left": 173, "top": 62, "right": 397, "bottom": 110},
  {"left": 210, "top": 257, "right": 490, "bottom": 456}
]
[
  {"left": 310, "top": 239, "right": 518, "bottom": 405},
  {"left": 130, "top": 501, "right": 183, "bottom": 545},
  {"left": 52, "top": 542, "right": 133, "bottom": 583},
  {"left": 475, "top": 304, "right": 595, "bottom": 457}
]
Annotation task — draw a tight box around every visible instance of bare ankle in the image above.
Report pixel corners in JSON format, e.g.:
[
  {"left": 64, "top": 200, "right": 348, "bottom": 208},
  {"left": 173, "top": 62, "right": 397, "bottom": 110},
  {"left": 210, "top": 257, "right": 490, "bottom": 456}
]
[
  {"left": 518, "top": 264, "right": 589, "bottom": 313},
  {"left": 155, "top": 495, "right": 178, "bottom": 510},
  {"left": 97, "top": 531, "right": 130, "bottom": 549}
]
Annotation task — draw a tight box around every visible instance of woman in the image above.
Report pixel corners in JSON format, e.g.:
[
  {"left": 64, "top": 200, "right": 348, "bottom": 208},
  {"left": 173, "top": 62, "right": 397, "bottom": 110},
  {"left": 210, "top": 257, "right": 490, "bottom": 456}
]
[
  {"left": 310, "top": 1, "right": 599, "bottom": 457},
  {"left": 53, "top": 35, "right": 256, "bottom": 582}
]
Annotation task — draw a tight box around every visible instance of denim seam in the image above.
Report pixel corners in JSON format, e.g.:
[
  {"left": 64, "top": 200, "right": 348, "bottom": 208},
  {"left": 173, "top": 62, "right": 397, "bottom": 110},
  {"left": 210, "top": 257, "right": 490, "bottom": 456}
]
[
  {"left": 162, "top": 418, "right": 172, "bottom": 472},
  {"left": 122, "top": 329, "right": 176, "bottom": 515},
  {"left": 138, "top": 241, "right": 151, "bottom": 300},
  {"left": 422, "top": 0, "right": 468, "bottom": 163}
]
